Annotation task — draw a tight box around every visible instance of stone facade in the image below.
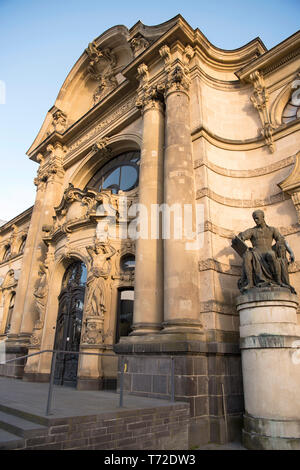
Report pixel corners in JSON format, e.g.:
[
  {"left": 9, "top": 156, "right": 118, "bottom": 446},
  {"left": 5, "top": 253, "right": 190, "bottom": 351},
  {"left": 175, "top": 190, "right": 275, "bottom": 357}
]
[{"left": 0, "top": 15, "right": 300, "bottom": 447}]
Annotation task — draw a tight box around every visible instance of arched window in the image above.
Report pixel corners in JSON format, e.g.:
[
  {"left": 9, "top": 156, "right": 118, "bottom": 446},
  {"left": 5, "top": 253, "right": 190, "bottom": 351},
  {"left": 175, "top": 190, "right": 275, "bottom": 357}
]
[
  {"left": 5, "top": 293, "right": 15, "bottom": 334},
  {"left": 19, "top": 237, "right": 26, "bottom": 253},
  {"left": 86, "top": 151, "right": 140, "bottom": 194},
  {"left": 3, "top": 245, "right": 11, "bottom": 261},
  {"left": 282, "top": 86, "right": 300, "bottom": 124},
  {"left": 120, "top": 254, "right": 135, "bottom": 272}
]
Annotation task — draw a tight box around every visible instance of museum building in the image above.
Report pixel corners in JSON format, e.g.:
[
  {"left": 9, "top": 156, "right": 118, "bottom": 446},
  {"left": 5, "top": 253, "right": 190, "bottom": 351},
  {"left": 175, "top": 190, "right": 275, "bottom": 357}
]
[{"left": 0, "top": 15, "right": 299, "bottom": 447}]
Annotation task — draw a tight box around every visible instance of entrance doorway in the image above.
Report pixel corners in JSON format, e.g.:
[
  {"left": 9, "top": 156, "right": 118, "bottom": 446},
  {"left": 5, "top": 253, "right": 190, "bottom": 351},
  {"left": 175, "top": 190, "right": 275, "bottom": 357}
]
[{"left": 53, "top": 261, "right": 87, "bottom": 387}]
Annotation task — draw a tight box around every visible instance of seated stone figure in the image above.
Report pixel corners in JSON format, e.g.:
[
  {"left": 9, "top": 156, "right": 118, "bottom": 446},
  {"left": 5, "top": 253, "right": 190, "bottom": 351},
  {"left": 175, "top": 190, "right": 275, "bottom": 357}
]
[{"left": 232, "top": 210, "right": 296, "bottom": 294}]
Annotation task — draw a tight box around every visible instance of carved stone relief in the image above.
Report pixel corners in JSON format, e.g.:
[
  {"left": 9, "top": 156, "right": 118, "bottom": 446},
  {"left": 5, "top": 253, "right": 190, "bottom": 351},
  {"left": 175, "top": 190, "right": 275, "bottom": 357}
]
[
  {"left": 249, "top": 70, "right": 275, "bottom": 153},
  {"left": 47, "top": 108, "right": 68, "bottom": 135},
  {"left": 81, "top": 241, "right": 116, "bottom": 345},
  {"left": 85, "top": 41, "right": 118, "bottom": 104},
  {"left": 130, "top": 34, "right": 150, "bottom": 58}
]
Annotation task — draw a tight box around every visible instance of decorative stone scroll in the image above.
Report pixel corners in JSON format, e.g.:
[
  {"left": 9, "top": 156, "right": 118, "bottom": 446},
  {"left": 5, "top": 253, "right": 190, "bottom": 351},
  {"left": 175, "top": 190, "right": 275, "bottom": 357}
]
[
  {"left": 47, "top": 108, "right": 68, "bottom": 135},
  {"left": 249, "top": 70, "right": 275, "bottom": 153},
  {"left": 34, "top": 144, "right": 65, "bottom": 190},
  {"left": 85, "top": 41, "right": 118, "bottom": 104},
  {"left": 130, "top": 34, "right": 150, "bottom": 57}
]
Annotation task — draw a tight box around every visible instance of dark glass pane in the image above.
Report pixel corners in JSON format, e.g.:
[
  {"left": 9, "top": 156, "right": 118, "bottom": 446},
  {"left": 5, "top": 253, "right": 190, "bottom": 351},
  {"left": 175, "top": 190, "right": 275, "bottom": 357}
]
[
  {"left": 120, "top": 165, "right": 138, "bottom": 191},
  {"left": 85, "top": 151, "right": 140, "bottom": 193},
  {"left": 119, "top": 299, "right": 133, "bottom": 337},
  {"left": 62, "top": 262, "right": 87, "bottom": 289},
  {"left": 102, "top": 168, "right": 120, "bottom": 190},
  {"left": 121, "top": 254, "right": 135, "bottom": 271}
]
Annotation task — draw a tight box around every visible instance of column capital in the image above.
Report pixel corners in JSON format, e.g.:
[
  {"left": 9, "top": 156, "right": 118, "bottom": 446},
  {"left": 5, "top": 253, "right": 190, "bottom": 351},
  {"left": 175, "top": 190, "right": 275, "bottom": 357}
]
[
  {"left": 34, "top": 143, "right": 66, "bottom": 190},
  {"left": 158, "top": 43, "right": 195, "bottom": 98},
  {"left": 136, "top": 85, "right": 164, "bottom": 114}
]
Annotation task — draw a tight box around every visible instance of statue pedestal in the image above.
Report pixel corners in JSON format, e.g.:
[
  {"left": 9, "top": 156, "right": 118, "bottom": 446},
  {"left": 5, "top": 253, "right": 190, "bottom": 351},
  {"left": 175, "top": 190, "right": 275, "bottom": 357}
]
[{"left": 237, "top": 288, "right": 300, "bottom": 450}]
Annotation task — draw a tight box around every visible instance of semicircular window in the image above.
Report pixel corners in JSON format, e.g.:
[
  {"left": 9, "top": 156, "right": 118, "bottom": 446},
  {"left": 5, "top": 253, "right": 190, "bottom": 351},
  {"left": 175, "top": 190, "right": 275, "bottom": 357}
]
[
  {"left": 86, "top": 151, "right": 140, "bottom": 194},
  {"left": 282, "top": 87, "right": 300, "bottom": 124}
]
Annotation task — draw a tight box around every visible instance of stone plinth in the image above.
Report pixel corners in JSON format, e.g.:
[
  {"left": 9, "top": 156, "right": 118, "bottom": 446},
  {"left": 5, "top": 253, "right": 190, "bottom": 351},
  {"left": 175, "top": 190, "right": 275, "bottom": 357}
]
[{"left": 236, "top": 287, "right": 300, "bottom": 450}]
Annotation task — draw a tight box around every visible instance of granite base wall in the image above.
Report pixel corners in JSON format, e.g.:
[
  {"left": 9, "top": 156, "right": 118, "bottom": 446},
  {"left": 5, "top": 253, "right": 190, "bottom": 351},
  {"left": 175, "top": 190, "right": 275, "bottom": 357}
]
[{"left": 114, "top": 343, "right": 244, "bottom": 447}]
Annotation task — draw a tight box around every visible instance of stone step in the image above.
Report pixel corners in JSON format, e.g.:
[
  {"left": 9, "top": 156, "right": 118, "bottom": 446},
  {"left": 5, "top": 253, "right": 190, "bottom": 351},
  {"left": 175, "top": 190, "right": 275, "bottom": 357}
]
[
  {"left": 0, "top": 428, "right": 24, "bottom": 450},
  {"left": 0, "top": 403, "right": 49, "bottom": 426},
  {"left": 0, "top": 410, "right": 48, "bottom": 438}
]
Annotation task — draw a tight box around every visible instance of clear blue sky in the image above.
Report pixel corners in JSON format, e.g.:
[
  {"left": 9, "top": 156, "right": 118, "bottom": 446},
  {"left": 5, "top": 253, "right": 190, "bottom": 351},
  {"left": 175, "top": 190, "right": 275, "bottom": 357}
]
[{"left": 0, "top": 0, "right": 299, "bottom": 221}]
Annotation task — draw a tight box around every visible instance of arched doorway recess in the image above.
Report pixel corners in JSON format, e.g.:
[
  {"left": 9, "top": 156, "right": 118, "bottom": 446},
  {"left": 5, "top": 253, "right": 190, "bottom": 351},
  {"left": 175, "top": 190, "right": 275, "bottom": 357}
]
[{"left": 53, "top": 260, "right": 87, "bottom": 387}]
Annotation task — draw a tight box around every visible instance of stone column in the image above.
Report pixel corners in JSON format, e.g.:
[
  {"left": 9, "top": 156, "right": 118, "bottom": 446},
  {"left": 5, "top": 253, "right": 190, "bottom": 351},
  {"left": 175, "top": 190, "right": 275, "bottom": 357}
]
[
  {"left": 130, "top": 83, "right": 164, "bottom": 335},
  {"left": 237, "top": 288, "right": 300, "bottom": 450},
  {"left": 8, "top": 144, "right": 65, "bottom": 343},
  {"left": 160, "top": 46, "right": 202, "bottom": 335}
]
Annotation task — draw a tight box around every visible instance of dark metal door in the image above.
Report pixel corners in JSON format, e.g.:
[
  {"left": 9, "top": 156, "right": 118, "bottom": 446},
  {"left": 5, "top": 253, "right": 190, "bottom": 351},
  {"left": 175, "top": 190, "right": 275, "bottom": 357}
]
[{"left": 54, "top": 261, "right": 86, "bottom": 387}]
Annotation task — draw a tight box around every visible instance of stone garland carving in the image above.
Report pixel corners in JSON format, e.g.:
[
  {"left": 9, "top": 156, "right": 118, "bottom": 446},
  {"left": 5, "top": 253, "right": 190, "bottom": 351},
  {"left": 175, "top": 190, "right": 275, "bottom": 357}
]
[
  {"left": 81, "top": 241, "right": 116, "bottom": 345},
  {"left": 232, "top": 210, "right": 296, "bottom": 294},
  {"left": 85, "top": 41, "right": 118, "bottom": 105},
  {"left": 249, "top": 70, "right": 275, "bottom": 153}
]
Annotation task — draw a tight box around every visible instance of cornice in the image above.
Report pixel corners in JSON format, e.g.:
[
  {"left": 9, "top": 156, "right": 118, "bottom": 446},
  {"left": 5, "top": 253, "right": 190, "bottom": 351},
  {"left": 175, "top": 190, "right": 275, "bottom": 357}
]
[
  {"left": 196, "top": 187, "right": 289, "bottom": 208},
  {"left": 194, "top": 154, "right": 296, "bottom": 178},
  {"left": 236, "top": 30, "right": 300, "bottom": 81},
  {"left": 123, "top": 17, "right": 265, "bottom": 81},
  {"left": 191, "top": 118, "right": 300, "bottom": 151},
  {"left": 27, "top": 81, "right": 134, "bottom": 161},
  {"left": 0, "top": 207, "right": 33, "bottom": 235},
  {"left": 0, "top": 252, "right": 24, "bottom": 268},
  {"left": 199, "top": 257, "right": 300, "bottom": 276},
  {"left": 201, "top": 219, "right": 300, "bottom": 240}
]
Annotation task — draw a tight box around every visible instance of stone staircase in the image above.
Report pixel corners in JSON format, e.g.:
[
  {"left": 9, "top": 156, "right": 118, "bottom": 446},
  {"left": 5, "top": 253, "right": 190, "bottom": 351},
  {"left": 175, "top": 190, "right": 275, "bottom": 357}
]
[{"left": 0, "top": 404, "right": 48, "bottom": 449}]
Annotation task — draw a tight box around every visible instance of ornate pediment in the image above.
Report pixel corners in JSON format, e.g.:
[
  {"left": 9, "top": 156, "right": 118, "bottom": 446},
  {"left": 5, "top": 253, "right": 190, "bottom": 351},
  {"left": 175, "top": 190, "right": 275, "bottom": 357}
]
[{"left": 43, "top": 184, "right": 137, "bottom": 241}]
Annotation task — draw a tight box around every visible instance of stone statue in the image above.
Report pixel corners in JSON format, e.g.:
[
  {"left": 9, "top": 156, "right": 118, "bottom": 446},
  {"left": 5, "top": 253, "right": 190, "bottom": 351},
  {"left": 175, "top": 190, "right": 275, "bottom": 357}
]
[
  {"left": 85, "top": 241, "right": 116, "bottom": 317},
  {"left": 232, "top": 210, "right": 296, "bottom": 294},
  {"left": 33, "top": 263, "right": 48, "bottom": 327}
]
